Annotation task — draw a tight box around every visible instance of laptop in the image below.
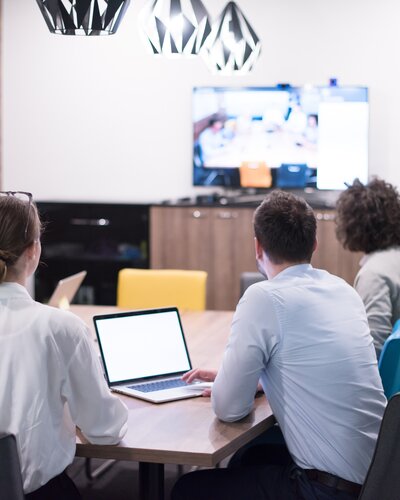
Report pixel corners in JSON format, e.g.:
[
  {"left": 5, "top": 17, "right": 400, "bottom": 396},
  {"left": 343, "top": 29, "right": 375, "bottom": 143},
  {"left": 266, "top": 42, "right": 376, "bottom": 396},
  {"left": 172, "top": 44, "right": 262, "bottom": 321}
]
[
  {"left": 48, "top": 271, "right": 87, "bottom": 309},
  {"left": 93, "top": 307, "right": 212, "bottom": 403}
]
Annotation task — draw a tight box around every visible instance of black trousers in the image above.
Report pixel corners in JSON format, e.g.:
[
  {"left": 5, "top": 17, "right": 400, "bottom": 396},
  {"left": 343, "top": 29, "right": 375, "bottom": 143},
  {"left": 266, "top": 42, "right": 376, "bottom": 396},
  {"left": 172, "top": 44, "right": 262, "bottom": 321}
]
[
  {"left": 171, "top": 427, "right": 360, "bottom": 500},
  {"left": 25, "top": 471, "right": 81, "bottom": 500}
]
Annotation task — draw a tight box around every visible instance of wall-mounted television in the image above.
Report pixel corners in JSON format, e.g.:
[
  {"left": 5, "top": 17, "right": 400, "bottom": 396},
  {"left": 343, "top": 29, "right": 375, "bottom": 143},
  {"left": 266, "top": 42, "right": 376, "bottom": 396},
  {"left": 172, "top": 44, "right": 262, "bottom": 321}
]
[{"left": 193, "top": 86, "right": 369, "bottom": 190}]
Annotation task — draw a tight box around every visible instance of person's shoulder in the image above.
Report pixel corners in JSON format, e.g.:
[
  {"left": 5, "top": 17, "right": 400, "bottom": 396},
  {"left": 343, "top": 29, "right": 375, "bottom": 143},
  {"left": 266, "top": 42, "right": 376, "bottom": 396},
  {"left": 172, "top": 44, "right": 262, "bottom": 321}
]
[
  {"left": 307, "top": 268, "right": 361, "bottom": 299},
  {"left": 363, "top": 247, "right": 400, "bottom": 272},
  {"left": 355, "top": 249, "right": 398, "bottom": 286},
  {"left": 240, "top": 280, "right": 273, "bottom": 303},
  {"left": 312, "top": 267, "right": 348, "bottom": 284},
  {"left": 241, "top": 279, "right": 285, "bottom": 311},
  {"left": 35, "top": 302, "right": 89, "bottom": 340}
]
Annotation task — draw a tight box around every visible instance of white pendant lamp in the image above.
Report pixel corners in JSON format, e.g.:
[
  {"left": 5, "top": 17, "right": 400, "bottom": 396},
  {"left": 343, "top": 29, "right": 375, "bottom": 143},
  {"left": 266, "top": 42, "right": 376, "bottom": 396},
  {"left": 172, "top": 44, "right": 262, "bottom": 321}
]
[
  {"left": 140, "top": 0, "right": 212, "bottom": 56},
  {"left": 203, "top": 1, "right": 261, "bottom": 75}
]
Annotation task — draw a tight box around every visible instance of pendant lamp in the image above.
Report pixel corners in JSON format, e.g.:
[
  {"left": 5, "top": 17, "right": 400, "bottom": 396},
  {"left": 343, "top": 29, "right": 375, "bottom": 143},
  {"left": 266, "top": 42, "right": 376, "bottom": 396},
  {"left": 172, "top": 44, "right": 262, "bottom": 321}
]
[
  {"left": 203, "top": 1, "right": 261, "bottom": 75},
  {"left": 36, "top": 0, "right": 131, "bottom": 35},
  {"left": 140, "top": 0, "right": 212, "bottom": 56}
]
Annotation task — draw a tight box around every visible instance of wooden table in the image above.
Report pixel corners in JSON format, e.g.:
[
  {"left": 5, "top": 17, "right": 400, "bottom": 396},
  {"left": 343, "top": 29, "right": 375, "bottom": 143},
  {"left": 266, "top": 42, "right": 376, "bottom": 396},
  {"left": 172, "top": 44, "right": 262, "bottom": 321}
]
[{"left": 70, "top": 306, "right": 274, "bottom": 500}]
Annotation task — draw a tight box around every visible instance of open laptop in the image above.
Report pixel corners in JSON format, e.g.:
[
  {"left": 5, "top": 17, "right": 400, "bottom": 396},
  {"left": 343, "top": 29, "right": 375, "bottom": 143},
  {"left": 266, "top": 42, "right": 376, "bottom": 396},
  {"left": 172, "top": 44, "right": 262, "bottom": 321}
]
[
  {"left": 48, "top": 271, "right": 87, "bottom": 309},
  {"left": 93, "top": 307, "right": 212, "bottom": 403}
]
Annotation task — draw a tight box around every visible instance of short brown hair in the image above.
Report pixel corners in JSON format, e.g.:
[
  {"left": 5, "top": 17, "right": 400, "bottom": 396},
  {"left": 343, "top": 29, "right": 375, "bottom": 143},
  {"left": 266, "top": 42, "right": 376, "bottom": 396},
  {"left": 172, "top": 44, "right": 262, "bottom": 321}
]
[
  {"left": 0, "top": 196, "right": 41, "bottom": 283},
  {"left": 253, "top": 190, "right": 317, "bottom": 264},
  {"left": 335, "top": 178, "right": 400, "bottom": 253}
]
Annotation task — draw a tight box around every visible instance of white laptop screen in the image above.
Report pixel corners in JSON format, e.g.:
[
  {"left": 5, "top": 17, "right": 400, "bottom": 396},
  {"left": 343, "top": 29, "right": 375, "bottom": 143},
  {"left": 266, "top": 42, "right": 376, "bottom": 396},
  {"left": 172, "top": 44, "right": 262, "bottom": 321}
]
[{"left": 94, "top": 309, "right": 192, "bottom": 384}]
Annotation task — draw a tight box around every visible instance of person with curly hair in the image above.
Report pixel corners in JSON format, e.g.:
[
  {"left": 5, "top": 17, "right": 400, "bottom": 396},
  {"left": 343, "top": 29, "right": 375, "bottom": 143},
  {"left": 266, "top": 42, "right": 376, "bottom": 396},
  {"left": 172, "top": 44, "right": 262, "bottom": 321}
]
[{"left": 336, "top": 178, "right": 400, "bottom": 358}]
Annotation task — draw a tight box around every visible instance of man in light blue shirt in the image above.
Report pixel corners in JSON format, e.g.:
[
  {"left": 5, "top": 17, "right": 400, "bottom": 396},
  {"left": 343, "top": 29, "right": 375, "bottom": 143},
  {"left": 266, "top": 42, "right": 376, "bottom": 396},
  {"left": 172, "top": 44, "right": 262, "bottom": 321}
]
[{"left": 172, "top": 190, "right": 386, "bottom": 500}]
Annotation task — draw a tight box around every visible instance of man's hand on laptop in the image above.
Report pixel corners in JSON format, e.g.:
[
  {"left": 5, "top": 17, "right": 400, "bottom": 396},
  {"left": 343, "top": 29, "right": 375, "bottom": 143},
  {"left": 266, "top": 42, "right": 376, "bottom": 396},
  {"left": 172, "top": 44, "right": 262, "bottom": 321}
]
[{"left": 182, "top": 369, "right": 217, "bottom": 397}]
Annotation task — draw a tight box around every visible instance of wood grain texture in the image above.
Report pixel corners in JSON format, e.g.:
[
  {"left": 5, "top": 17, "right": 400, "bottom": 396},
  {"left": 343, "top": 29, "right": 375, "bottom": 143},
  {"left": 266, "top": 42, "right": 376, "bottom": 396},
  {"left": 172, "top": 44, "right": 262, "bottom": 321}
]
[
  {"left": 150, "top": 206, "right": 362, "bottom": 310},
  {"left": 150, "top": 206, "right": 258, "bottom": 310},
  {"left": 71, "top": 306, "right": 274, "bottom": 467},
  {"left": 312, "top": 210, "right": 361, "bottom": 285}
]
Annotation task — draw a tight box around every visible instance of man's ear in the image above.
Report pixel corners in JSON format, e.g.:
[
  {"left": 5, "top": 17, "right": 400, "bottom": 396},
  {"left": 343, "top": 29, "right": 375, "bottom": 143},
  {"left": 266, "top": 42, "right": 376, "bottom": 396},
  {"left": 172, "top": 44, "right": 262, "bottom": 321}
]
[
  {"left": 312, "top": 237, "right": 318, "bottom": 254},
  {"left": 254, "top": 237, "right": 263, "bottom": 259}
]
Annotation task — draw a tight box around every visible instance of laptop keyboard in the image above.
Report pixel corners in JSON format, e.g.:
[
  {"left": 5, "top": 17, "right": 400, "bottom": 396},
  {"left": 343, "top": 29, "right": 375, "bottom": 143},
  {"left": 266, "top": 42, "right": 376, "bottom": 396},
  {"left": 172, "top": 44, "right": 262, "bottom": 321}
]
[{"left": 128, "top": 378, "right": 188, "bottom": 393}]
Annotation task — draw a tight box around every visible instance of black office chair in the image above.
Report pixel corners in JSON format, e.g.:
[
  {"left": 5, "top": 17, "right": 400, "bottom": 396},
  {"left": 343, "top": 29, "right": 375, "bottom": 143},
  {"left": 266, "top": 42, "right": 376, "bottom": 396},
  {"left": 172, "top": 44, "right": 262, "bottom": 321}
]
[
  {"left": 240, "top": 272, "right": 266, "bottom": 297},
  {"left": 0, "top": 434, "right": 25, "bottom": 500},
  {"left": 358, "top": 393, "right": 400, "bottom": 499}
]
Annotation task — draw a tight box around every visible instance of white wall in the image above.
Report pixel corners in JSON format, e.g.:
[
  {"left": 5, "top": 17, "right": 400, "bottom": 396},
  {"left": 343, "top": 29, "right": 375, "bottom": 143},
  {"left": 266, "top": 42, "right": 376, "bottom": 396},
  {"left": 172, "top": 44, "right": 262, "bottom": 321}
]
[{"left": 3, "top": 0, "right": 400, "bottom": 203}]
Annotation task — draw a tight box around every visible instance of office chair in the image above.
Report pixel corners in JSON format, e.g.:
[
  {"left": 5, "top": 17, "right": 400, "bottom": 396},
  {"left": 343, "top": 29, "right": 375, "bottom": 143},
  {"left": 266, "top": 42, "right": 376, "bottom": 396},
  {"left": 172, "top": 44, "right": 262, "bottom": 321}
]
[
  {"left": 358, "top": 392, "right": 400, "bottom": 500},
  {"left": 378, "top": 319, "right": 400, "bottom": 400},
  {"left": 0, "top": 434, "right": 25, "bottom": 500},
  {"left": 240, "top": 272, "right": 266, "bottom": 297},
  {"left": 117, "top": 269, "right": 207, "bottom": 311},
  {"left": 276, "top": 164, "right": 308, "bottom": 188},
  {"left": 239, "top": 161, "right": 272, "bottom": 188}
]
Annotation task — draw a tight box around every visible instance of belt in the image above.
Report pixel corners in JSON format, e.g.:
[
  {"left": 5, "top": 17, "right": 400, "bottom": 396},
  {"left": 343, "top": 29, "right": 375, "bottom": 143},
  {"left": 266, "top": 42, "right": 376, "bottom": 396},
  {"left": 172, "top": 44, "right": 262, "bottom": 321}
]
[{"left": 304, "top": 469, "right": 362, "bottom": 496}]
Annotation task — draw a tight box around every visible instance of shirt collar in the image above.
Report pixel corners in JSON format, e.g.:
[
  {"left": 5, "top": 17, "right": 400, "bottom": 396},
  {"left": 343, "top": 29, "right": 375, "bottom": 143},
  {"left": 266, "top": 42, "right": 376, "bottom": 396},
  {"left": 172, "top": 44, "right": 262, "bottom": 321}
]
[
  {"left": 359, "top": 253, "right": 371, "bottom": 267},
  {"left": 359, "top": 246, "right": 400, "bottom": 267},
  {"left": 273, "top": 263, "right": 313, "bottom": 280},
  {"left": 0, "top": 282, "right": 34, "bottom": 300}
]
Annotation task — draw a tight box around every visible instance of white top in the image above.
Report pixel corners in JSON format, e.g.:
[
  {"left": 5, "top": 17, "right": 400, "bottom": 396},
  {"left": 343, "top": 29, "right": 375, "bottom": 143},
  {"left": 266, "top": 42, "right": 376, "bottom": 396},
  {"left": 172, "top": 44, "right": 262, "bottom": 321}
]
[
  {"left": 212, "top": 264, "right": 386, "bottom": 484},
  {"left": 355, "top": 246, "right": 400, "bottom": 358},
  {"left": 0, "top": 283, "right": 128, "bottom": 494}
]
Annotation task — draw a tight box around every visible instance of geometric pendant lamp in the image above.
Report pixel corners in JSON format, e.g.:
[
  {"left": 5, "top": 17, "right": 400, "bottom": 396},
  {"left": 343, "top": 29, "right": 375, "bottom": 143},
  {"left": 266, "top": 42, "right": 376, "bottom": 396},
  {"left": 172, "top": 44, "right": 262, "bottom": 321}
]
[
  {"left": 140, "top": 0, "right": 212, "bottom": 56},
  {"left": 203, "top": 1, "right": 261, "bottom": 75},
  {"left": 35, "top": 0, "right": 131, "bottom": 35}
]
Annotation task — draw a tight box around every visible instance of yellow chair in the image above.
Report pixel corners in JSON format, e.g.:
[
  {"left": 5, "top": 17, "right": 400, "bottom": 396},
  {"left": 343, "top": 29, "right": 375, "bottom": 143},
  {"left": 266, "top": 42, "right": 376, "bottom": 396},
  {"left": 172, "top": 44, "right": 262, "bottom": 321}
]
[
  {"left": 239, "top": 161, "right": 272, "bottom": 188},
  {"left": 117, "top": 269, "right": 207, "bottom": 311}
]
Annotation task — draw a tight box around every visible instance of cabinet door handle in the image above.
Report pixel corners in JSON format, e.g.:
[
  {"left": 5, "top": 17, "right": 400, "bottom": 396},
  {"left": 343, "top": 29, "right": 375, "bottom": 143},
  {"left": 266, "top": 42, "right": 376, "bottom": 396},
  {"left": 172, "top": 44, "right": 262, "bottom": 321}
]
[
  {"left": 316, "top": 213, "right": 335, "bottom": 221},
  {"left": 216, "top": 211, "right": 239, "bottom": 219},
  {"left": 191, "top": 210, "right": 207, "bottom": 219},
  {"left": 70, "top": 218, "right": 110, "bottom": 226}
]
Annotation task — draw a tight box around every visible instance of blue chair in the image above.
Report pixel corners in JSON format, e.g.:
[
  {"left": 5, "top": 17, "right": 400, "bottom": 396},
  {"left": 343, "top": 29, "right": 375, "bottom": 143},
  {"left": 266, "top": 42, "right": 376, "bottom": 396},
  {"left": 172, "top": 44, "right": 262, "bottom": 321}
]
[
  {"left": 378, "top": 320, "right": 400, "bottom": 400},
  {"left": 276, "top": 164, "right": 308, "bottom": 188}
]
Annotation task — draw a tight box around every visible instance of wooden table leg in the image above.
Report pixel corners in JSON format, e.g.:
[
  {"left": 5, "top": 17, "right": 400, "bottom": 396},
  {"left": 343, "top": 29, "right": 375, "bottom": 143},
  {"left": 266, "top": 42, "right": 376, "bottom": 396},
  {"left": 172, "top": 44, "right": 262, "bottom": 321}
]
[{"left": 139, "top": 462, "right": 164, "bottom": 500}]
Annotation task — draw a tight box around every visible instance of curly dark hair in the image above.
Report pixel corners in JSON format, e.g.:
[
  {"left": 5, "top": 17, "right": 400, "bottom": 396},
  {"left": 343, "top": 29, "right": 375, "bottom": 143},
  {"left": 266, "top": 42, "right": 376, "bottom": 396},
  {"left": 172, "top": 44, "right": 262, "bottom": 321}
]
[
  {"left": 253, "top": 190, "right": 316, "bottom": 264},
  {"left": 335, "top": 178, "right": 400, "bottom": 253}
]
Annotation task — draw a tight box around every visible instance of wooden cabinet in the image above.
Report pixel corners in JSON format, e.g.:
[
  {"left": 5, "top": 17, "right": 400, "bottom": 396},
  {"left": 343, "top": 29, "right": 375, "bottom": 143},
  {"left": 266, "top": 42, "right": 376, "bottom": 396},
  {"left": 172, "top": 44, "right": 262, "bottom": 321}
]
[
  {"left": 311, "top": 210, "right": 362, "bottom": 282},
  {"left": 150, "top": 206, "right": 362, "bottom": 310},
  {"left": 150, "top": 206, "right": 256, "bottom": 310}
]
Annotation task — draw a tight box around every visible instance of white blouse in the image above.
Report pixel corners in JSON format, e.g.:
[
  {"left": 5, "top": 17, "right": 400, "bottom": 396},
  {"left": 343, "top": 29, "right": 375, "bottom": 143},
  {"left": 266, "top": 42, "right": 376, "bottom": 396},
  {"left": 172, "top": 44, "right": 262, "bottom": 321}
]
[{"left": 0, "top": 282, "right": 128, "bottom": 493}]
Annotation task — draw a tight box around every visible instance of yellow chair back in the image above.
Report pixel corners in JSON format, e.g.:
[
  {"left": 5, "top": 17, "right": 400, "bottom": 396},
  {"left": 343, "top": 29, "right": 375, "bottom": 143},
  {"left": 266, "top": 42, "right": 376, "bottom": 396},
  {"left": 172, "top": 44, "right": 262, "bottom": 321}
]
[
  {"left": 239, "top": 161, "right": 272, "bottom": 188},
  {"left": 117, "top": 269, "right": 207, "bottom": 311}
]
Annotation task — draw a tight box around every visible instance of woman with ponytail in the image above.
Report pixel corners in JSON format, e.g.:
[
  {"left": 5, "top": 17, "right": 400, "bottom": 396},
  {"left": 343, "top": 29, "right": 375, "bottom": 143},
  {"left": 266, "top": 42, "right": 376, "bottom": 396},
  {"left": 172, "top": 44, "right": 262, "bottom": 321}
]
[{"left": 0, "top": 192, "right": 128, "bottom": 499}]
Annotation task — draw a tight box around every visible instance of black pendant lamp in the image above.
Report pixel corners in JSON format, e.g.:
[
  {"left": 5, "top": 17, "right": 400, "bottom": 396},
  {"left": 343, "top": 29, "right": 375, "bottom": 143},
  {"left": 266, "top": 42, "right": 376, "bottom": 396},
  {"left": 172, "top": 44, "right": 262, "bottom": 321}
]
[
  {"left": 36, "top": 0, "right": 131, "bottom": 35},
  {"left": 203, "top": 1, "right": 261, "bottom": 74}
]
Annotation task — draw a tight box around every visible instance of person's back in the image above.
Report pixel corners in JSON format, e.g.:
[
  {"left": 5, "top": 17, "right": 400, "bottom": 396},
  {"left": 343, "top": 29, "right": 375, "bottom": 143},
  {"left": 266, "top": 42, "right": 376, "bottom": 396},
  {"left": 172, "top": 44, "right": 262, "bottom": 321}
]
[
  {"left": 336, "top": 178, "right": 400, "bottom": 358},
  {"left": 0, "top": 192, "right": 128, "bottom": 497},
  {"left": 231, "top": 266, "right": 385, "bottom": 484},
  {"left": 354, "top": 247, "right": 400, "bottom": 357},
  {"left": 173, "top": 190, "right": 386, "bottom": 500}
]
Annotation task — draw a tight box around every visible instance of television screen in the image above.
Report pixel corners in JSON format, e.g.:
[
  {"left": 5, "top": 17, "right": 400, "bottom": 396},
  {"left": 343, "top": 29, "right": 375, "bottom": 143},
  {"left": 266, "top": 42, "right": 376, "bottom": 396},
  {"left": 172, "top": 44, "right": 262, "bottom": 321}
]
[{"left": 192, "top": 86, "right": 369, "bottom": 190}]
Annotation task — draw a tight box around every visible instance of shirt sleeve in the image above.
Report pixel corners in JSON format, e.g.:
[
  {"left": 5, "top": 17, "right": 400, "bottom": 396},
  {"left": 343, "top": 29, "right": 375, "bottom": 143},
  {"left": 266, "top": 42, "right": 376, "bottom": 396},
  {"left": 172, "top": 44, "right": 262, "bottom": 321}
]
[
  {"left": 354, "top": 269, "right": 393, "bottom": 357},
  {"left": 61, "top": 325, "right": 128, "bottom": 445},
  {"left": 212, "top": 285, "right": 280, "bottom": 422}
]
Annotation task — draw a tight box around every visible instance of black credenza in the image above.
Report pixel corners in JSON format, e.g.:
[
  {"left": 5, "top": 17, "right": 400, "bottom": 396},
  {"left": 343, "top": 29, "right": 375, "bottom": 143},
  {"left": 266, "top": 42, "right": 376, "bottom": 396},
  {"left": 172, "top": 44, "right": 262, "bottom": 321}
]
[{"left": 35, "top": 202, "right": 150, "bottom": 305}]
